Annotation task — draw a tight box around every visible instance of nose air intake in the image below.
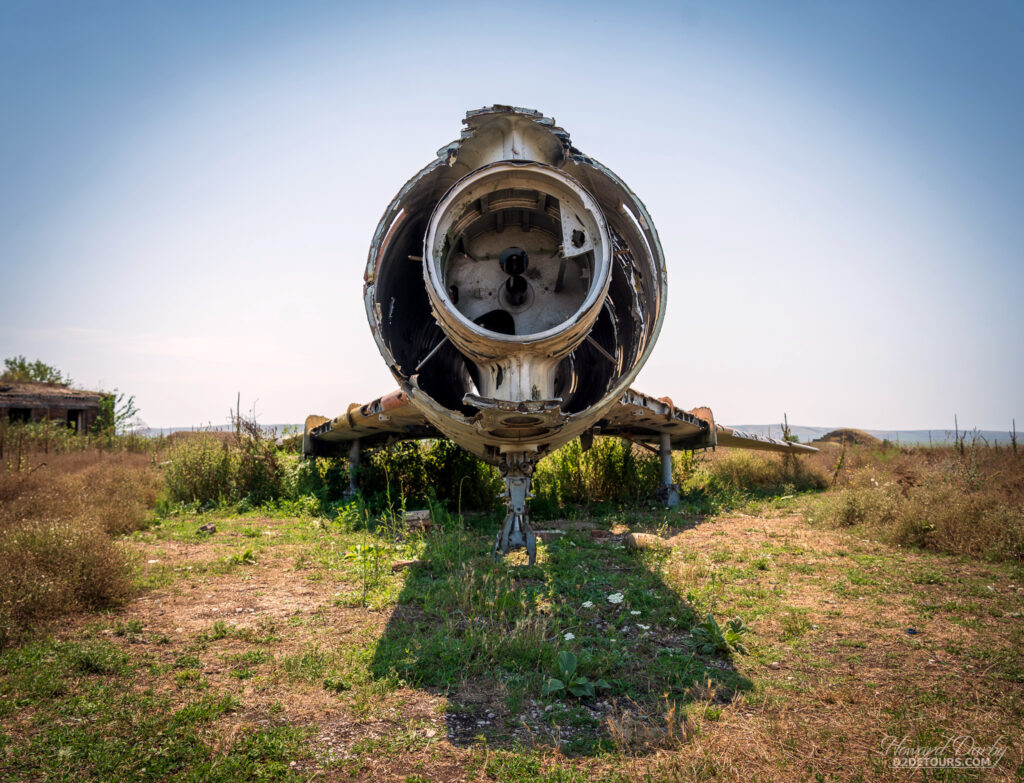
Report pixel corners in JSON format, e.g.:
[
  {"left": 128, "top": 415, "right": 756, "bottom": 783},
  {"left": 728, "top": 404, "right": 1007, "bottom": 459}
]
[{"left": 423, "top": 161, "right": 613, "bottom": 403}]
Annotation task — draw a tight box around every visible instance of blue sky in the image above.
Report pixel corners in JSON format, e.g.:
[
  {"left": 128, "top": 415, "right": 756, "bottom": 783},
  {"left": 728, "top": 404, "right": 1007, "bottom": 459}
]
[{"left": 1, "top": 0, "right": 1021, "bottom": 430}]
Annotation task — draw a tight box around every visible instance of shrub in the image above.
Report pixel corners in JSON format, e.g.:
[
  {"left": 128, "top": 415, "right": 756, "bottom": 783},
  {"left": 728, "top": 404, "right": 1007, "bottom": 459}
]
[
  {"left": 234, "top": 418, "right": 287, "bottom": 505},
  {"left": 423, "top": 438, "right": 503, "bottom": 511},
  {"left": 294, "top": 456, "right": 350, "bottom": 509},
  {"left": 0, "top": 452, "right": 157, "bottom": 647},
  {"left": 163, "top": 435, "right": 236, "bottom": 506},
  {"left": 357, "top": 440, "right": 502, "bottom": 513},
  {"left": 361, "top": 441, "right": 429, "bottom": 508},
  {"left": 533, "top": 437, "right": 661, "bottom": 508}
]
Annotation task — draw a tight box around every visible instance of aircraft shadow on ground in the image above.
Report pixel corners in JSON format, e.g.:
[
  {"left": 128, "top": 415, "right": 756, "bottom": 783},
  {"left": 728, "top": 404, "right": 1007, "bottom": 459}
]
[{"left": 367, "top": 519, "right": 752, "bottom": 756}]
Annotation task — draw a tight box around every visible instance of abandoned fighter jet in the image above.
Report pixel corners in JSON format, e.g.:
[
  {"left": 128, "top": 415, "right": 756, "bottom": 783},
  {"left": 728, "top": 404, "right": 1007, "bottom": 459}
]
[{"left": 304, "top": 106, "right": 815, "bottom": 564}]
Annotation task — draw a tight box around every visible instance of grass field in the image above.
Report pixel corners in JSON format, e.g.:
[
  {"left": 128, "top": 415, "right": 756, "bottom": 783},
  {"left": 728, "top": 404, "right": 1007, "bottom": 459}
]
[{"left": 0, "top": 440, "right": 1021, "bottom": 781}]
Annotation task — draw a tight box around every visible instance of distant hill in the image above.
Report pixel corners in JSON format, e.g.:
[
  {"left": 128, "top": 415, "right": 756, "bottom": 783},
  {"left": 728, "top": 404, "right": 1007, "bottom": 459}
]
[
  {"left": 731, "top": 425, "right": 1016, "bottom": 446},
  {"left": 813, "top": 429, "right": 881, "bottom": 446}
]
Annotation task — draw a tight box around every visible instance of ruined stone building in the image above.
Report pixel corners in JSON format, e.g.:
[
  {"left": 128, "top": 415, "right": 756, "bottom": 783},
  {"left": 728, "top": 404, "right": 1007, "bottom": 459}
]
[{"left": 0, "top": 383, "right": 104, "bottom": 433}]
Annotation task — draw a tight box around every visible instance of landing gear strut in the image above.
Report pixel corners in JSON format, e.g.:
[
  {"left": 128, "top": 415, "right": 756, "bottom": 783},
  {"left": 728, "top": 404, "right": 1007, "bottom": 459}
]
[
  {"left": 656, "top": 432, "right": 680, "bottom": 507},
  {"left": 494, "top": 452, "right": 537, "bottom": 565}
]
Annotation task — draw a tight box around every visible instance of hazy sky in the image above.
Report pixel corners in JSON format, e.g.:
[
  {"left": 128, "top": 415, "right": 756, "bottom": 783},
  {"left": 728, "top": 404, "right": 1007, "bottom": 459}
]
[{"left": 2, "top": 0, "right": 1021, "bottom": 430}]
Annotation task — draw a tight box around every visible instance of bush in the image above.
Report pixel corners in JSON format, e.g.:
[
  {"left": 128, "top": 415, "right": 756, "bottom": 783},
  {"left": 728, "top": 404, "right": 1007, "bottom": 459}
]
[
  {"left": 293, "top": 456, "right": 350, "bottom": 509},
  {"left": 424, "top": 438, "right": 503, "bottom": 512},
  {"left": 163, "top": 435, "right": 237, "bottom": 506},
  {"left": 162, "top": 416, "right": 290, "bottom": 508},
  {"left": 0, "top": 452, "right": 158, "bottom": 647},
  {"left": 0, "top": 521, "right": 129, "bottom": 647},
  {"left": 361, "top": 441, "right": 429, "bottom": 508},
  {"left": 234, "top": 419, "right": 287, "bottom": 505},
  {"left": 357, "top": 440, "right": 502, "bottom": 513},
  {"left": 533, "top": 437, "right": 661, "bottom": 508}
]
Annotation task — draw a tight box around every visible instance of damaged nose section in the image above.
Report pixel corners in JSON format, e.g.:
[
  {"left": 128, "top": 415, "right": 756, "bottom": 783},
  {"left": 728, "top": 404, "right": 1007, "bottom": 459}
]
[{"left": 362, "top": 106, "right": 668, "bottom": 563}]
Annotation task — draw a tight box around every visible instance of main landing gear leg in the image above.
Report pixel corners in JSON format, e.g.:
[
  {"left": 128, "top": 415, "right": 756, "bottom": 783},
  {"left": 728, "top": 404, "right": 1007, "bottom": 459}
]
[{"left": 494, "top": 452, "right": 537, "bottom": 565}]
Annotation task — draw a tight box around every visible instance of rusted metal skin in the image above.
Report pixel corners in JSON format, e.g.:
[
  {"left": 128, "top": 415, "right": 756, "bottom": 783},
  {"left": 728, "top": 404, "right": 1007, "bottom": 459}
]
[
  {"left": 303, "top": 391, "right": 439, "bottom": 456},
  {"left": 304, "top": 384, "right": 817, "bottom": 458},
  {"left": 362, "top": 106, "right": 668, "bottom": 465}
]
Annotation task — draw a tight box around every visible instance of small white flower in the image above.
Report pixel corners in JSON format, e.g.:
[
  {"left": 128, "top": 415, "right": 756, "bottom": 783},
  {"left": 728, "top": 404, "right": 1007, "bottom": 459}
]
[
  {"left": 563, "top": 632, "right": 575, "bottom": 641},
  {"left": 582, "top": 601, "right": 594, "bottom": 609},
  {"left": 630, "top": 610, "right": 641, "bottom": 616},
  {"left": 607, "top": 592, "right": 624, "bottom": 604},
  {"left": 668, "top": 616, "right": 677, "bottom": 622},
  {"left": 637, "top": 623, "right": 650, "bottom": 631}
]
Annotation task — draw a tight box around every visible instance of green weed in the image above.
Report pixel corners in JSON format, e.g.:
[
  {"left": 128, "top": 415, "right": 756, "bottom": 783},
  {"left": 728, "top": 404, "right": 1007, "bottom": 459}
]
[
  {"left": 541, "top": 651, "right": 611, "bottom": 700},
  {"left": 686, "top": 614, "right": 749, "bottom": 656}
]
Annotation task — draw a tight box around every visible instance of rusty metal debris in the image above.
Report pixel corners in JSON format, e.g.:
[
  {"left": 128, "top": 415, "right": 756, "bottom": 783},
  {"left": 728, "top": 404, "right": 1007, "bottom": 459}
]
[{"left": 306, "top": 106, "right": 815, "bottom": 564}]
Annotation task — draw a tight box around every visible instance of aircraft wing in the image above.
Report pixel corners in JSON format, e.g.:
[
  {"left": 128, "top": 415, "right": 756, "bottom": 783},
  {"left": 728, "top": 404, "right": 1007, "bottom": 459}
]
[
  {"left": 302, "top": 390, "right": 439, "bottom": 457},
  {"left": 304, "top": 387, "right": 816, "bottom": 457},
  {"left": 597, "top": 388, "right": 817, "bottom": 454}
]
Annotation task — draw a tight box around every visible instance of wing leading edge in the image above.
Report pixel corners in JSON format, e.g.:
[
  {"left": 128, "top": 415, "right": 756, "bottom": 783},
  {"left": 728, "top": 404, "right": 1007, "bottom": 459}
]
[
  {"left": 302, "top": 389, "right": 439, "bottom": 457},
  {"left": 594, "top": 389, "right": 817, "bottom": 454}
]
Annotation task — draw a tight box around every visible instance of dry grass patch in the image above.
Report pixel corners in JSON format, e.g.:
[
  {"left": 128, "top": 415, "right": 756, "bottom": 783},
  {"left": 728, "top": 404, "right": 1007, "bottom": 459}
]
[
  {"left": 0, "top": 451, "right": 160, "bottom": 646},
  {"left": 648, "top": 513, "right": 1024, "bottom": 781},
  {"left": 807, "top": 446, "right": 1024, "bottom": 561}
]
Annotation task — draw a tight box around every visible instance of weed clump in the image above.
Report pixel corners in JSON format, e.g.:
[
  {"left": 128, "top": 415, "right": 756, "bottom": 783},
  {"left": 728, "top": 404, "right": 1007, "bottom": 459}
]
[
  {"left": 532, "top": 437, "right": 661, "bottom": 510},
  {"left": 0, "top": 521, "right": 129, "bottom": 647},
  {"left": 162, "top": 418, "right": 287, "bottom": 507},
  {"left": 163, "top": 435, "right": 237, "bottom": 505},
  {"left": 358, "top": 438, "right": 503, "bottom": 513},
  {"left": 0, "top": 452, "right": 158, "bottom": 647},
  {"left": 806, "top": 447, "right": 1024, "bottom": 561}
]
